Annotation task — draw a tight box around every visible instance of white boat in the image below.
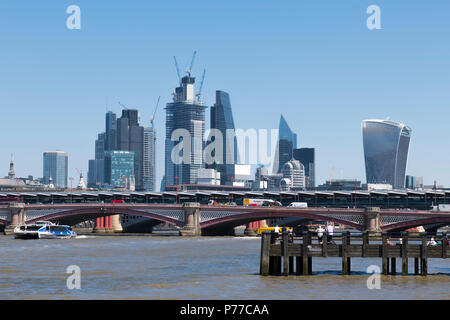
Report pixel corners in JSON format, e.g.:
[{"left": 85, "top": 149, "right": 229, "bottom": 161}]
[{"left": 14, "top": 221, "right": 77, "bottom": 240}]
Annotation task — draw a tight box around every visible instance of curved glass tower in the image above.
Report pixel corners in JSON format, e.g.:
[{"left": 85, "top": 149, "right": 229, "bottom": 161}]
[{"left": 362, "top": 119, "right": 412, "bottom": 189}]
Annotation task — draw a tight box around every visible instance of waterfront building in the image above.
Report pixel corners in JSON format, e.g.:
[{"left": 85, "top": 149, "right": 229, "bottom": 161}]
[
  {"left": 362, "top": 119, "right": 412, "bottom": 189},
  {"left": 273, "top": 115, "right": 297, "bottom": 174},
  {"left": 143, "top": 126, "right": 156, "bottom": 191},
  {"left": 293, "top": 148, "right": 315, "bottom": 190},
  {"left": 43, "top": 151, "right": 68, "bottom": 189},
  {"left": 117, "top": 109, "right": 144, "bottom": 190},
  {"left": 165, "top": 74, "right": 207, "bottom": 188},
  {"left": 104, "top": 151, "right": 134, "bottom": 189}
]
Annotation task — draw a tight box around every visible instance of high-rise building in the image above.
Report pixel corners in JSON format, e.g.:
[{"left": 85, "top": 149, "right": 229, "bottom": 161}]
[
  {"left": 280, "top": 159, "right": 305, "bottom": 191},
  {"left": 406, "top": 175, "right": 417, "bottom": 190},
  {"left": 208, "top": 90, "right": 239, "bottom": 185},
  {"left": 43, "top": 151, "right": 68, "bottom": 189},
  {"left": 117, "top": 109, "right": 144, "bottom": 190},
  {"left": 8, "top": 154, "right": 15, "bottom": 180},
  {"left": 293, "top": 148, "right": 315, "bottom": 189},
  {"left": 273, "top": 115, "right": 297, "bottom": 174},
  {"left": 104, "top": 151, "right": 134, "bottom": 189},
  {"left": 105, "top": 111, "right": 117, "bottom": 152},
  {"left": 165, "top": 74, "right": 207, "bottom": 188},
  {"left": 362, "top": 119, "right": 412, "bottom": 189},
  {"left": 143, "top": 126, "right": 156, "bottom": 191}
]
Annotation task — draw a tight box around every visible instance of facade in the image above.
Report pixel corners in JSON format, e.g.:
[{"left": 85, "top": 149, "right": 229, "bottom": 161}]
[
  {"left": 207, "top": 90, "right": 238, "bottom": 185},
  {"left": 362, "top": 119, "right": 412, "bottom": 189},
  {"left": 104, "top": 151, "right": 134, "bottom": 189},
  {"left": 43, "top": 151, "right": 68, "bottom": 189},
  {"left": 117, "top": 109, "right": 144, "bottom": 190},
  {"left": 143, "top": 126, "right": 156, "bottom": 191},
  {"left": 165, "top": 75, "right": 207, "bottom": 188},
  {"left": 280, "top": 159, "right": 305, "bottom": 191},
  {"left": 293, "top": 148, "right": 315, "bottom": 189},
  {"left": 273, "top": 115, "right": 297, "bottom": 174}
]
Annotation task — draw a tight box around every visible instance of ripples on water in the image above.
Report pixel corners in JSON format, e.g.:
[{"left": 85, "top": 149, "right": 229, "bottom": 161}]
[{"left": 0, "top": 235, "right": 449, "bottom": 300}]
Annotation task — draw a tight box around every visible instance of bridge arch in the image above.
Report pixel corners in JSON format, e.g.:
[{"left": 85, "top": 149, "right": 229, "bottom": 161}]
[
  {"left": 382, "top": 216, "right": 450, "bottom": 232},
  {"left": 25, "top": 207, "right": 184, "bottom": 228}
]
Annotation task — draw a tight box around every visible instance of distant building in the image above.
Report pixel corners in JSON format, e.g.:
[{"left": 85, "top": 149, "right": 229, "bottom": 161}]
[
  {"left": 143, "top": 126, "right": 156, "bottom": 191},
  {"left": 406, "top": 175, "right": 417, "bottom": 190},
  {"left": 197, "top": 168, "right": 221, "bottom": 185},
  {"left": 254, "top": 166, "right": 282, "bottom": 191},
  {"left": 104, "top": 151, "right": 135, "bottom": 189},
  {"left": 280, "top": 159, "right": 305, "bottom": 191},
  {"left": 293, "top": 148, "right": 315, "bottom": 189},
  {"left": 362, "top": 119, "right": 412, "bottom": 189},
  {"left": 8, "top": 155, "right": 15, "bottom": 179},
  {"left": 273, "top": 115, "right": 297, "bottom": 174},
  {"left": 43, "top": 151, "right": 68, "bottom": 189},
  {"left": 318, "top": 179, "right": 362, "bottom": 191}
]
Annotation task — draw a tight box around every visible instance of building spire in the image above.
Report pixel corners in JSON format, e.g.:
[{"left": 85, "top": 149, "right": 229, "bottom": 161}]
[{"left": 8, "top": 154, "right": 15, "bottom": 180}]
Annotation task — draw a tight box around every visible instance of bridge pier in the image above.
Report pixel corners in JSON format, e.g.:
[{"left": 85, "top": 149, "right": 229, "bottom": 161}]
[
  {"left": 364, "top": 207, "right": 381, "bottom": 232},
  {"left": 111, "top": 215, "right": 123, "bottom": 233},
  {"left": 180, "top": 203, "right": 201, "bottom": 236},
  {"left": 4, "top": 203, "right": 26, "bottom": 235}
]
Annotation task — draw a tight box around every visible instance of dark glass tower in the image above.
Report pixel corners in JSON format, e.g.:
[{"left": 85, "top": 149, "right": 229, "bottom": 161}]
[
  {"left": 362, "top": 119, "right": 412, "bottom": 189},
  {"left": 274, "top": 115, "right": 297, "bottom": 173},
  {"left": 293, "top": 148, "right": 315, "bottom": 189},
  {"left": 208, "top": 90, "right": 238, "bottom": 185}
]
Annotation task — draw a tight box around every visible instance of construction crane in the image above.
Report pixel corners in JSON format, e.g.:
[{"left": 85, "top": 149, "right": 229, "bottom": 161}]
[
  {"left": 173, "top": 56, "right": 181, "bottom": 84},
  {"left": 151, "top": 96, "right": 161, "bottom": 128},
  {"left": 118, "top": 101, "right": 128, "bottom": 110},
  {"left": 186, "top": 50, "right": 197, "bottom": 76},
  {"left": 196, "top": 69, "right": 206, "bottom": 102}
]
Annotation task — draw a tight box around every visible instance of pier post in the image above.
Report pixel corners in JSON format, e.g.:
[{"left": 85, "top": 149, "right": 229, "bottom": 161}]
[
  {"left": 421, "top": 234, "right": 428, "bottom": 276},
  {"left": 382, "top": 233, "right": 389, "bottom": 275},
  {"left": 180, "top": 203, "right": 201, "bottom": 236},
  {"left": 391, "top": 258, "right": 396, "bottom": 275},
  {"left": 4, "top": 203, "right": 26, "bottom": 235},
  {"left": 342, "top": 231, "right": 350, "bottom": 275},
  {"left": 364, "top": 207, "right": 381, "bottom": 232},
  {"left": 322, "top": 233, "right": 328, "bottom": 257},
  {"left": 401, "top": 232, "right": 408, "bottom": 275},
  {"left": 282, "top": 231, "right": 289, "bottom": 276},
  {"left": 362, "top": 231, "right": 369, "bottom": 257},
  {"left": 442, "top": 232, "right": 447, "bottom": 259},
  {"left": 302, "top": 231, "right": 310, "bottom": 275},
  {"left": 260, "top": 232, "right": 271, "bottom": 276},
  {"left": 414, "top": 258, "right": 419, "bottom": 275}
]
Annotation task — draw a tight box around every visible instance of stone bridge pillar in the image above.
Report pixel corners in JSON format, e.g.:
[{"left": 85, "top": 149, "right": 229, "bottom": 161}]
[
  {"left": 180, "top": 203, "right": 201, "bottom": 236},
  {"left": 4, "top": 203, "right": 26, "bottom": 235},
  {"left": 364, "top": 207, "right": 381, "bottom": 233},
  {"left": 111, "top": 215, "right": 123, "bottom": 233}
]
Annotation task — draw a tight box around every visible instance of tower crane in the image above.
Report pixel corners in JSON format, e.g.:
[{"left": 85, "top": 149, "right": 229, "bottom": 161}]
[
  {"left": 151, "top": 96, "right": 161, "bottom": 128},
  {"left": 173, "top": 56, "right": 181, "bottom": 84},
  {"left": 118, "top": 101, "right": 129, "bottom": 110},
  {"left": 196, "top": 69, "right": 206, "bottom": 102},
  {"left": 186, "top": 50, "right": 197, "bottom": 76}
]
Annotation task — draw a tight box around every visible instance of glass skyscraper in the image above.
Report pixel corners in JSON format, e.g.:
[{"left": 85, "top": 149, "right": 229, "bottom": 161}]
[
  {"left": 143, "top": 126, "right": 156, "bottom": 191},
  {"left": 104, "top": 151, "right": 134, "bottom": 188},
  {"left": 362, "top": 119, "right": 412, "bottom": 189},
  {"left": 43, "top": 151, "right": 68, "bottom": 189},
  {"left": 273, "top": 115, "right": 297, "bottom": 174},
  {"left": 293, "top": 148, "right": 315, "bottom": 189}
]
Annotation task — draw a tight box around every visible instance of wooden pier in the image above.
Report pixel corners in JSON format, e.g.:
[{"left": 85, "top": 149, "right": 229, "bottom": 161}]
[{"left": 260, "top": 231, "right": 449, "bottom": 276}]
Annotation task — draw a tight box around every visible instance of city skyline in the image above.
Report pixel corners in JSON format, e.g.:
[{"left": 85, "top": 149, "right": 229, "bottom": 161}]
[{"left": 1, "top": 1, "right": 450, "bottom": 187}]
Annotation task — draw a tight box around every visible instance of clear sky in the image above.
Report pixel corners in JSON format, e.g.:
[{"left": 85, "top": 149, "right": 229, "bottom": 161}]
[{"left": 1, "top": 0, "right": 449, "bottom": 188}]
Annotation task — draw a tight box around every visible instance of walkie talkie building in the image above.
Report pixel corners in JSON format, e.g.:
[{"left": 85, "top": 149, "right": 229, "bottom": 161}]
[{"left": 362, "top": 119, "right": 412, "bottom": 189}]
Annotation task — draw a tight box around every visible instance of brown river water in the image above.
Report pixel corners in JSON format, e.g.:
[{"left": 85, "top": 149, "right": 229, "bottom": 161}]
[{"left": 0, "top": 235, "right": 449, "bottom": 300}]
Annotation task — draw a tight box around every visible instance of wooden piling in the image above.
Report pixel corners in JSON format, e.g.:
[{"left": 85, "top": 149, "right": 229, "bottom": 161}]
[
  {"left": 401, "top": 232, "right": 408, "bottom": 275},
  {"left": 302, "top": 231, "right": 309, "bottom": 275},
  {"left": 282, "top": 231, "right": 289, "bottom": 276},
  {"left": 391, "top": 258, "right": 396, "bottom": 275},
  {"left": 421, "top": 234, "right": 428, "bottom": 276},
  {"left": 442, "top": 233, "right": 447, "bottom": 259},
  {"left": 342, "top": 231, "right": 350, "bottom": 275},
  {"left": 382, "top": 233, "right": 389, "bottom": 275},
  {"left": 260, "top": 232, "right": 271, "bottom": 276},
  {"left": 322, "top": 233, "right": 328, "bottom": 257},
  {"left": 414, "top": 258, "right": 419, "bottom": 275},
  {"left": 362, "top": 231, "right": 369, "bottom": 257}
]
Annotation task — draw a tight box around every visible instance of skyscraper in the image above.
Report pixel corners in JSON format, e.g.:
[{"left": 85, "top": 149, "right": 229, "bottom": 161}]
[
  {"left": 104, "top": 151, "right": 134, "bottom": 189},
  {"left": 105, "top": 111, "right": 117, "bottom": 152},
  {"left": 43, "top": 151, "right": 68, "bottom": 188},
  {"left": 362, "top": 119, "right": 412, "bottom": 189},
  {"left": 165, "top": 74, "right": 207, "bottom": 188},
  {"left": 293, "top": 148, "right": 315, "bottom": 189},
  {"left": 143, "top": 126, "right": 156, "bottom": 191},
  {"left": 208, "top": 90, "right": 238, "bottom": 185},
  {"left": 273, "top": 115, "right": 297, "bottom": 174},
  {"left": 280, "top": 159, "right": 305, "bottom": 191}
]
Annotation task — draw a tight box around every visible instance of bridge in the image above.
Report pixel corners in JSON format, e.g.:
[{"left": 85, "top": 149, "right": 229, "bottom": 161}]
[{"left": 1, "top": 202, "right": 450, "bottom": 236}]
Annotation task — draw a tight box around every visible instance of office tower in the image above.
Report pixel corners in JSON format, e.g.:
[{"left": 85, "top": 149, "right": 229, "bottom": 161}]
[
  {"left": 104, "top": 151, "right": 134, "bottom": 189},
  {"left": 208, "top": 90, "right": 239, "bottom": 185},
  {"left": 273, "top": 115, "right": 297, "bottom": 174},
  {"left": 8, "top": 154, "right": 15, "bottom": 179},
  {"left": 43, "top": 151, "right": 68, "bottom": 188},
  {"left": 117, "top": 109, "right": 144, "bottom": 190},
  {"left": 279, "top": 159, "right": 305, "bottom": 191},
  {"left": 293, "top": 148, "right": 315, "bottom": 189},
  {"left": 105, "top": 111, "right": 117, "bottom": 151},
  {"left": 406, "top": 175, "right": 417, "bottom": 190},
  {"left": 165, "top": 74, "right": 207, "bottom": 187},
  {"left": 143, "top": 126, "right": 156, "bottom": 191},
  {"left": 362, "top": 119, "right": 412, "bottom": 189}
]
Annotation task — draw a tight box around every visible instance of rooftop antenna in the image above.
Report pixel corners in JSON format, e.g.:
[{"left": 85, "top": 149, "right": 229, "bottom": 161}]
[{"left": 151, "top": 96, "right": 161, "bottom": 128}]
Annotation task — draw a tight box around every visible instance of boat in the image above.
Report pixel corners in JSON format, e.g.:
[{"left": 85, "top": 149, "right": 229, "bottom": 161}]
[{"left": 14, "top": 221, "right": 77, "bottom": 240}]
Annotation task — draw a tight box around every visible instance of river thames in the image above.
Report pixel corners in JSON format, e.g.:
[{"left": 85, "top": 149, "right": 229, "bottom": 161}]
[{"left": 0, "top": 235, "right": 449, "bottom": 300}]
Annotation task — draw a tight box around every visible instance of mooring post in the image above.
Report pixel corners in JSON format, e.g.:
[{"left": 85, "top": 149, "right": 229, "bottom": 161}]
[
  {"left": 421, "top": 234, "right": 428, "bottom": 276},
  {"left": 382, "top": 233, "right": 389, "bottom": 275},
  {"left": 260, "top": 232, "right": 271, "bottom": 276},
  {"left": 362, "top": 231, "right": 369, "bottom": 257},
  {"left": 442, "top": 232, "right": 447, "bottom": 259},
  {"left": 414, "top": 258, "right": 419, "bottom": 275},
  {"left": 342, "top": 231, "right": 350, "bottom": 275},
  {"left": 282, "top": 231, "right": 289, "bottom": 276},
  {"left": 322, "top": 233, "right": 328, "bottom": 257},
  {"left": 391, "top": 258, "right": 396, "bottom": 275},
  {"left": 302, "top": 231, "right": 309, "bottom": 275},
  {"left": 401, "top": 232, "right": 408, "bottom": 275}
]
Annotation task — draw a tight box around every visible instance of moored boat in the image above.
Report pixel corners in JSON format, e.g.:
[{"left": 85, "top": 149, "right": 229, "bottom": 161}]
[{"left": 14, "top": 221, "right": 77, "bottom": 239}]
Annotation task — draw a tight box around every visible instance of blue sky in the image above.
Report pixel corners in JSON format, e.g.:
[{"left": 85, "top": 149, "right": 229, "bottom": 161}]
[{"left": 1, "top": 1, "right": 449, "bottom": 188}]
